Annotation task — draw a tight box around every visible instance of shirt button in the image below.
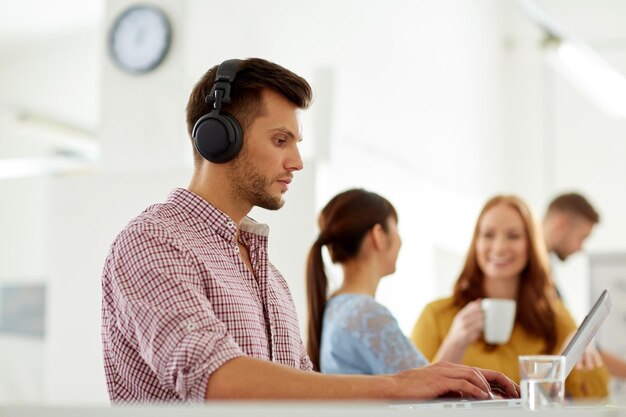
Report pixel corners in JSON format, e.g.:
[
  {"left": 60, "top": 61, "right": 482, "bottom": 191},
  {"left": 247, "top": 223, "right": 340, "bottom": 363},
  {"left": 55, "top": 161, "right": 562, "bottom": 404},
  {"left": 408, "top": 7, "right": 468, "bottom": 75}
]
[
  {"left": 233, "top": 245, "right": 240, "bottom": 253},
  {"left": 187, "top": 322, "right": 197, "bottom": 331},
  {"left": 226, "top": 221, "right": 235, "bottom": 229}
]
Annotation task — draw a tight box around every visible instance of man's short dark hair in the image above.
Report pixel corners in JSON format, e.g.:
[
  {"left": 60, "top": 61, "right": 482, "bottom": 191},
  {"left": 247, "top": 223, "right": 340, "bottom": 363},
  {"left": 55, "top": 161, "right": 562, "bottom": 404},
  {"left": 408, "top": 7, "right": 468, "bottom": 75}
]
[
  {"left": 186, "top": 58, "right": 313, "bottom": 165},
  {"left": 547, "top": 192, "right": 600, "bottom": 224}
]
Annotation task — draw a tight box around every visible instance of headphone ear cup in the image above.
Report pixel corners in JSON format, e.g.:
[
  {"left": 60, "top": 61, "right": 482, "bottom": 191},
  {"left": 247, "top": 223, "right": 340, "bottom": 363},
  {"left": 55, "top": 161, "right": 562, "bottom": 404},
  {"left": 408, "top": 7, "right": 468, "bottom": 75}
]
[
  {"left": 192, "top": 111, "right": 243, "bottom": 163},
  {"left": 218, "top": 112, "right": 243, "bottom": 162}
]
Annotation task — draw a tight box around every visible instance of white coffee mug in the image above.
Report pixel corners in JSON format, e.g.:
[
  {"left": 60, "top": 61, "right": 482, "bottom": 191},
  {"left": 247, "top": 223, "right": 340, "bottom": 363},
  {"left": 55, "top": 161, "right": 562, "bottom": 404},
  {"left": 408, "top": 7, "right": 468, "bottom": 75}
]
[{"left": 481, "top": 298, "right": 516, "bottom": 344}]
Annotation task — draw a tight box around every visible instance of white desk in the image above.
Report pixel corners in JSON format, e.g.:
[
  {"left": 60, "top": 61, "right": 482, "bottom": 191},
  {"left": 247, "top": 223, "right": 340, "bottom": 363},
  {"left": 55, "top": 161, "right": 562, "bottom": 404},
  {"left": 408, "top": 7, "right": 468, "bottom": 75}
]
[{"left": 2, "top": 402, "right": 625, "bottom": 417}]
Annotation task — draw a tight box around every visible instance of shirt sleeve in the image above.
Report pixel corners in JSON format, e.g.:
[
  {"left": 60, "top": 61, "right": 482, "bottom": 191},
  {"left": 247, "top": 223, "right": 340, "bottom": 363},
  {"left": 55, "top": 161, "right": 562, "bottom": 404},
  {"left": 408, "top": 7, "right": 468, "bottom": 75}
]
[
  {"left": 411, "top": 303, "right": 442, "bottom": 362},
  {"left": 106, "top": 229, "right": 245, "bottom": 401},
  {"left": 552, "top": 299, "right": 610, "bottom": 399},
  {"left": 299, "top": 340, "right": 314, "bottom": 371}
]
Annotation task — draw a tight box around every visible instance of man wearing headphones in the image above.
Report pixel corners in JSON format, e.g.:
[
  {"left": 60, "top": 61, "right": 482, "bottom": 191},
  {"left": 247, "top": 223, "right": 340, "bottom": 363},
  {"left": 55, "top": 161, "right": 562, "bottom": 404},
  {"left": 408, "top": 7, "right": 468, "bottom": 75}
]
[{"left": 101, "top": 58, "right": 518, "bottom": 402}]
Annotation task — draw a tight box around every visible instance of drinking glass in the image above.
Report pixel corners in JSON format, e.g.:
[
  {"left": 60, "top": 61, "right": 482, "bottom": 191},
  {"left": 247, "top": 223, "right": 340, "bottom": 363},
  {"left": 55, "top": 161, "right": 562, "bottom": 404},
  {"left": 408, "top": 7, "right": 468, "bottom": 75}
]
[{"left": 519, "top": 355, "right": 566, "bottom": 410}]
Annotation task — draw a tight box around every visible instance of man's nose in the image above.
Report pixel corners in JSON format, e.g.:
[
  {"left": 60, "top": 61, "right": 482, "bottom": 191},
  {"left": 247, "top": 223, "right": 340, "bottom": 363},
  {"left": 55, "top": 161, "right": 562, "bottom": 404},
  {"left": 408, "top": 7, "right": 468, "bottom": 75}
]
[{"left": 287, "top": 144, "right": 304, "bottom": 171}]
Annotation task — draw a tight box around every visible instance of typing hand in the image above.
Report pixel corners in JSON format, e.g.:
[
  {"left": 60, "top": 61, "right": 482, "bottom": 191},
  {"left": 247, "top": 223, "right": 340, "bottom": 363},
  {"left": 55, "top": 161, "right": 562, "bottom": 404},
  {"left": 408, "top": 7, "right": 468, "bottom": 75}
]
[{"left": 489, "top": 380, "right": 519, "bottom": 399}]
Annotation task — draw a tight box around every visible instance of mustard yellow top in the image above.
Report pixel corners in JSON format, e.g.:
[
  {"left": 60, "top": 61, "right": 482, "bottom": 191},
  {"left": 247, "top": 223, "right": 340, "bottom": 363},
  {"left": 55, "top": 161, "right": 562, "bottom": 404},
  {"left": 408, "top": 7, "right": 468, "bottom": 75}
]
[{"left": 411, "top": 296, "right": 609, "bottom": 398}]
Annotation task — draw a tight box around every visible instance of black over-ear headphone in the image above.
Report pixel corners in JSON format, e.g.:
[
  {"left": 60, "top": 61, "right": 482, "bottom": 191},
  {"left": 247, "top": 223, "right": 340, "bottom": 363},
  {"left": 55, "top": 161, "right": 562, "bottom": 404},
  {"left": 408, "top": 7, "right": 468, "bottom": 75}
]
[{"left": 192, "top": 59, "right": 244, "bottom": 163}]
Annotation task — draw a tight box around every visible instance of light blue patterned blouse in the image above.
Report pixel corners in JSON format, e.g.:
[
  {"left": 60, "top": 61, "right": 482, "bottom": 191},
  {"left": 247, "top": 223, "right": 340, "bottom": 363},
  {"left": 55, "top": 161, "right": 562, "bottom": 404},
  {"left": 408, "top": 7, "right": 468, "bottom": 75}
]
[{"left": 320, "top": 293, "right": 429, "bottom": 375}]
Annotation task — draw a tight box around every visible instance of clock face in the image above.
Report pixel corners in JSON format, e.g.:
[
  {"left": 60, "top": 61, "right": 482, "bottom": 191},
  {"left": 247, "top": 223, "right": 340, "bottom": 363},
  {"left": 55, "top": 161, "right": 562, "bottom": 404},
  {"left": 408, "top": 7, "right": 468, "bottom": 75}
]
[{"left": 109, "top": 5, "right": 171, "bottom": 74}]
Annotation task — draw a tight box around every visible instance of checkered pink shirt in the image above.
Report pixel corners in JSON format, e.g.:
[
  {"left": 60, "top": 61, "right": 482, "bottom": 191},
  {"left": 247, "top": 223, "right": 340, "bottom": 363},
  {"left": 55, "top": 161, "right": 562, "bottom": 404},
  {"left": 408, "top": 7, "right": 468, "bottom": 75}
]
[{"left": 101, "top": 188, "right": 312, "bottom": 402}]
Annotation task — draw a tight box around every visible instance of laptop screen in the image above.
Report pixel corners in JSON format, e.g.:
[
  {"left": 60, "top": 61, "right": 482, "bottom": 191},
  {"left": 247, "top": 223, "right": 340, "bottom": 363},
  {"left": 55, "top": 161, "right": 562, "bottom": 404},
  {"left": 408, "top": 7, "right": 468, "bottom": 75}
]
[{"left": 559, "top": 289, "right": 611, "bottom": 376}]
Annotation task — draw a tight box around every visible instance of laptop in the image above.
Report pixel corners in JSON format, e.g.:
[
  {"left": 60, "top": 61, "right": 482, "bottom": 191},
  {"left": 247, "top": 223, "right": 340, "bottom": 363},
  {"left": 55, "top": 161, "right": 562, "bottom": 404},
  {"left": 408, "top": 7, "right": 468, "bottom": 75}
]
[{"left": 391, "top": 289, "right": 612, "bottom": 409}]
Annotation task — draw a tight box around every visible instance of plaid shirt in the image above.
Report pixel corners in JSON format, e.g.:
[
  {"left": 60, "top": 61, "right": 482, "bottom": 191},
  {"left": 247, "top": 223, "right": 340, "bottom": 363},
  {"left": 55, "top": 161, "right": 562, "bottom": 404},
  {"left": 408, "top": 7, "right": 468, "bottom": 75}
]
[{"left": 101, "top": 188, "right": 312, "bottom": 402}]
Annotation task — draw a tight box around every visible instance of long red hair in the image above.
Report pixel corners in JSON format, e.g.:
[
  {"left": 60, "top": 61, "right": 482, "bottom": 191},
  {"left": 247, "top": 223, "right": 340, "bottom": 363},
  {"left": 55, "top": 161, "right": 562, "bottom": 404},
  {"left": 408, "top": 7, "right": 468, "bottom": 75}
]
[{"left": 453, "top": 195, "right": 558, "bottom": 352}]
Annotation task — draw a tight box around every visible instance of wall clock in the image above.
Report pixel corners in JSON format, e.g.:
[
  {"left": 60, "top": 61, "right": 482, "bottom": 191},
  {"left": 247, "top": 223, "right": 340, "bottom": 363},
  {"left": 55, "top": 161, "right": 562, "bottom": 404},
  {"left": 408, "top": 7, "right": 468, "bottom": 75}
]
[{"left": 109, "top": 5, "right": 172, "bottom": 74}]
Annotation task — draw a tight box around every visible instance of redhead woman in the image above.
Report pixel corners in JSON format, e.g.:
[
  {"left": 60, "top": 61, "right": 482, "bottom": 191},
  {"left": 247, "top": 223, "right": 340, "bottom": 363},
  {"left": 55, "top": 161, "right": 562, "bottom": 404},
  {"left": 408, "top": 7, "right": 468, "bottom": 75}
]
[
  {"left": 306, "top": 189, "right": 428, "bottom": 374},
  {"left": 410, "top": 195, "right": 609, "bottom": 398}
]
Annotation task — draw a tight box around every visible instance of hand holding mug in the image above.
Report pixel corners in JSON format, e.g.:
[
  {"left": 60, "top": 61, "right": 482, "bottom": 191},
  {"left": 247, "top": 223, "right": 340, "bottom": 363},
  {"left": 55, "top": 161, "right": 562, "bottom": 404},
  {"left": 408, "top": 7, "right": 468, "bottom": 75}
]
[{"left": 448, "top": 299, "right": 485, "bottom": 348}]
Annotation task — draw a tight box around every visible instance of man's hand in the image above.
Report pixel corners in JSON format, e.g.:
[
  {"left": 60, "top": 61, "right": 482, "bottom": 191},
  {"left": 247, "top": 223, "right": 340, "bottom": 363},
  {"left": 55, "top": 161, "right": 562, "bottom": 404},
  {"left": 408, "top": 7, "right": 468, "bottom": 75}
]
[
  {"left": 576, "top": 344, "right": 603, "bottom": 370},
  {"left": 560, "top": 332, "right": 604, "bottom": 371},
  {"left": 392, "top": 361, "right": 519, "bottom": 400}
]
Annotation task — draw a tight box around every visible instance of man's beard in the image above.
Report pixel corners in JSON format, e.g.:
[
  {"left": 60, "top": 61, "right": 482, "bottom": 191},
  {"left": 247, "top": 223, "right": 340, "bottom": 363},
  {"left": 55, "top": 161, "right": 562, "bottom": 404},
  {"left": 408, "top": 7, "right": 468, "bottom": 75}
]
[{"left": 229, "top": 148, "right": 285, "bottom": 211}]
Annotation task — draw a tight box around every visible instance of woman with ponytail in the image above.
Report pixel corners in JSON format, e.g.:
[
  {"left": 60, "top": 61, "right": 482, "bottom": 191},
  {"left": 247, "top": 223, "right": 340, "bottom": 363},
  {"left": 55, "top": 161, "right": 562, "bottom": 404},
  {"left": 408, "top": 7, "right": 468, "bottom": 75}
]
[{"left": 306, "top": 189, "right": 428, "bottom": 374}]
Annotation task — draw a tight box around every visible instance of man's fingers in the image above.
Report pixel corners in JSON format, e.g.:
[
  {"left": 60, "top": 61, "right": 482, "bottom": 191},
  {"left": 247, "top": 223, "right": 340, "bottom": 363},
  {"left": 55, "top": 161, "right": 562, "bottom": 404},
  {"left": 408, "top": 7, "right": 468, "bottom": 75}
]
[
  {"left": 450, "top": 378, "right": 491, "bottom": 400},
  {"left": 577, "top": 350, "right": 603, "bottom": 370},
  {"left": 431, "top": 362, "right": 521, "bottom": 400},
  {"left": 439, "top": 362, "right": 492, "bottom": 398},
  {"left": 594, "top": 352, "right": 604, "bottom": 368},
  {"left": 478, "top": 368, "right": 520, "bottom": 398}
]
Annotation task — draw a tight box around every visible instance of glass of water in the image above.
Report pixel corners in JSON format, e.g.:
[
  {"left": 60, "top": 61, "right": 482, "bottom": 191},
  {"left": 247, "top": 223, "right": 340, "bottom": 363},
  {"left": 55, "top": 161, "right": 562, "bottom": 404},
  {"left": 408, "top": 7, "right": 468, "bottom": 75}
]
[{"left": 519, "top": 355, "right": 566, "bottom": 410}]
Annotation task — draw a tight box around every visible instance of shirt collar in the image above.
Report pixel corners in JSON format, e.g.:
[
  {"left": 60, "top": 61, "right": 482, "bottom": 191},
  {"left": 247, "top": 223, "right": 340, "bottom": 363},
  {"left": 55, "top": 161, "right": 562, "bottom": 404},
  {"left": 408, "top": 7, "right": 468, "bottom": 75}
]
[{"left": 166, "top": 188, "right": 269, "bottom": 239}]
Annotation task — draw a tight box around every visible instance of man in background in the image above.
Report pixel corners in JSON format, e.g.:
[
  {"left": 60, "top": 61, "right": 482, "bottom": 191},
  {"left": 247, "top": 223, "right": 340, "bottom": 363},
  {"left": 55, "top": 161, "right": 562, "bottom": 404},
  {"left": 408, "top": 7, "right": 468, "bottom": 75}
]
[
  {"left": 544, "top": 192, "right": 626, "bottom": 378},
  {"left": 543, "top": 192, "right": 599, "bottom": 263}
]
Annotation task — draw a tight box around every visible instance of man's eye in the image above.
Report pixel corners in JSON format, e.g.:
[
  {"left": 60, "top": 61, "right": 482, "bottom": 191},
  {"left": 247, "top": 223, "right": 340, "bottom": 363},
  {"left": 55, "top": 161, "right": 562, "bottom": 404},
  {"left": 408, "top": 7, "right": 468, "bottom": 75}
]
[{"left": 275, "top": 136, "right": 287, "bottom": 145}]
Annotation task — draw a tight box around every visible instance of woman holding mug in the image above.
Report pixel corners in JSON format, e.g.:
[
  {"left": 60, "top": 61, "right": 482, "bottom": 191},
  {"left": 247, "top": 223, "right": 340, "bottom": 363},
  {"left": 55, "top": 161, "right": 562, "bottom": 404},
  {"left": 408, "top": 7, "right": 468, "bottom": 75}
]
[{"left": 411, "top": 195, "right": 609, "bottom": 398}]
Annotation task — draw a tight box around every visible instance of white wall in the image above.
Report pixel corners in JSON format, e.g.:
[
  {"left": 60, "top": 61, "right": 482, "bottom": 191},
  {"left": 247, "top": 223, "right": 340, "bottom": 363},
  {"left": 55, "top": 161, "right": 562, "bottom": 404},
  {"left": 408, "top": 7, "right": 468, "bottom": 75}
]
[
  {"left": 0, "top": 31, "right": 101, "bottom": 134},
  {"left": 0, "top": 177, "right": 48, "bottom": 403},
  {"left": 550, "top": 59, "right": 626, "bottom": 320}
]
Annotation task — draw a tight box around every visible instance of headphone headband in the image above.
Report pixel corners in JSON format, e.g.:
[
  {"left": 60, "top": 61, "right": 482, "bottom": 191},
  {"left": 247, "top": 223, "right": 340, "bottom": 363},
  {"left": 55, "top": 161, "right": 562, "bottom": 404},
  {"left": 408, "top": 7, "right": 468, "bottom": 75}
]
[{"left": 206, "top": 59, "right": 242, "bottom": 108}]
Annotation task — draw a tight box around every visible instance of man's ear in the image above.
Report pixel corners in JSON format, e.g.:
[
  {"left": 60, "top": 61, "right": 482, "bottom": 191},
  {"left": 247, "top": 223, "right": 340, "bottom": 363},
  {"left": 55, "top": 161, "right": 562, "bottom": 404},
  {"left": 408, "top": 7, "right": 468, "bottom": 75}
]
[{"left": 553, "top": 213, "right": 570, "bottom": 232}]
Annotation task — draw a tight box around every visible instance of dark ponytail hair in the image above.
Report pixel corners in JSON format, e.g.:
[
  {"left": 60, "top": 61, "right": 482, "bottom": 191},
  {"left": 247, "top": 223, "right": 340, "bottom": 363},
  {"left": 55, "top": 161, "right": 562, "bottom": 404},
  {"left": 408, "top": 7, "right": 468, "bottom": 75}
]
[{"left": 306, "top": 189, "right": 397, "bottom": 371}]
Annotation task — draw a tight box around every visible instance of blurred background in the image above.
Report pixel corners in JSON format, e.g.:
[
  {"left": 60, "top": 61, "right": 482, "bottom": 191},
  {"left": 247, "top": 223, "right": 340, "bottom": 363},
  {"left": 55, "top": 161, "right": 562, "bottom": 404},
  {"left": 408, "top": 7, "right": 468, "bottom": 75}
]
[{"left": 1, "top": 0, "right": 626, "bottom": 405}]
